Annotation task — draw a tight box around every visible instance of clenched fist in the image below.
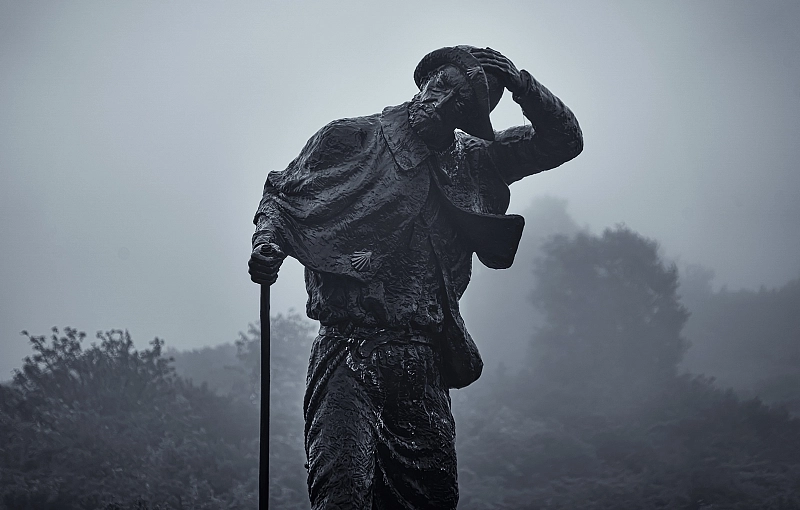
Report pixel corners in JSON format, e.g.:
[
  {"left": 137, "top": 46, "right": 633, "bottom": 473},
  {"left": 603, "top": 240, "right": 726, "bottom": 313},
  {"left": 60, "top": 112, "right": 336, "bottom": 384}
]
[{"left": 248, "top": 242, "right": 286, "bottom": 285}]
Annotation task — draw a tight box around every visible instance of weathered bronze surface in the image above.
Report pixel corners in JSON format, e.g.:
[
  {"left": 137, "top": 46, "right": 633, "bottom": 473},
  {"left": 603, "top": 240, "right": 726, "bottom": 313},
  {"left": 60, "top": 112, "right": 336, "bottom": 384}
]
[{"left": 249, "top": 46, "right": 582, "bottom": 509}]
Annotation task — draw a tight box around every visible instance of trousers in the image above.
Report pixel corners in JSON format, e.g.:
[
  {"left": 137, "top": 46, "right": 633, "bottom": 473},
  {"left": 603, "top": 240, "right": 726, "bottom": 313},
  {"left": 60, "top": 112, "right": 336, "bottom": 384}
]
[{"left": 303, "top": 326, "right": 458, "bottom": 509}]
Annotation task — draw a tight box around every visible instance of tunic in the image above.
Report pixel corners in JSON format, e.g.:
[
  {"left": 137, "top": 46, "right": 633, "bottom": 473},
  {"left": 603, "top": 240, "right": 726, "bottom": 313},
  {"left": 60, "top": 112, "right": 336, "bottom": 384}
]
[{"left": 301, "top": 172, "right": 462, "bottom": 509}]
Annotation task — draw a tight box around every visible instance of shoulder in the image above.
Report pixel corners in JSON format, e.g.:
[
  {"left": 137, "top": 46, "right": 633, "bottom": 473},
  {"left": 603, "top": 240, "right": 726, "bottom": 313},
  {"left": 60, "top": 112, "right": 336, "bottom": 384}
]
[
  {"left": 312, "top": 114, "right": 380, "bottom": 146},
  {"left": 300, "top": 113, "right": 381, "bottom": 170}
]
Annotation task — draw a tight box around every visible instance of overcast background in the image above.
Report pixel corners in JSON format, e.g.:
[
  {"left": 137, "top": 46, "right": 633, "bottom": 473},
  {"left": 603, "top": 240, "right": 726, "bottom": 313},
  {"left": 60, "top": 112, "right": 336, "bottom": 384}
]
[{"left": 2, "top": 0, "right": 799, "bottom": 380}]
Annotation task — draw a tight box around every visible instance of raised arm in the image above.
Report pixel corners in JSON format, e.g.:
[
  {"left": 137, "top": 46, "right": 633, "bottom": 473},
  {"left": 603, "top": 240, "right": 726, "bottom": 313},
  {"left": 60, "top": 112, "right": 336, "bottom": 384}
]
[{"left": 472, "top": 48, "right": 583, "bottom": 184}]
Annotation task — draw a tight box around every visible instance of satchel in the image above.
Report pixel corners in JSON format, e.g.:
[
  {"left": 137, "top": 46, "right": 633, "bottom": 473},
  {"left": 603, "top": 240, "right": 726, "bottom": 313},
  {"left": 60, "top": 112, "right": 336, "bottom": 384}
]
[{"left": 439, "top": 314, "right": 483, "bottom": 389}]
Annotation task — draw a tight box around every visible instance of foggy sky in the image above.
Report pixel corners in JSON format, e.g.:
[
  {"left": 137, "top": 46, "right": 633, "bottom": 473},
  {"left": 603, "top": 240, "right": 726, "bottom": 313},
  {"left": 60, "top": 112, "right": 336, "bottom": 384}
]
[{"left": 2, "top": 1, "right": 799, "bottom": 380}]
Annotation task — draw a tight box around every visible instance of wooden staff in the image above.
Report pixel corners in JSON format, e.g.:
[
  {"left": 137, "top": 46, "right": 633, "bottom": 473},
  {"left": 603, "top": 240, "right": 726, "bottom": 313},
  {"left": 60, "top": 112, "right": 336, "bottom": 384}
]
[{"left": 259, "top": 284, "right": 270, "bottom": 509}]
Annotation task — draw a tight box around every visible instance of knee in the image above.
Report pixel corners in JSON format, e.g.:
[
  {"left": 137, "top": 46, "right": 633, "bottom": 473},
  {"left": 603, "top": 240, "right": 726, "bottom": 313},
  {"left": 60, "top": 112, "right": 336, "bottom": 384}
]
[{"left": 307, "top": 441, "right": 376, "bottom": 509}]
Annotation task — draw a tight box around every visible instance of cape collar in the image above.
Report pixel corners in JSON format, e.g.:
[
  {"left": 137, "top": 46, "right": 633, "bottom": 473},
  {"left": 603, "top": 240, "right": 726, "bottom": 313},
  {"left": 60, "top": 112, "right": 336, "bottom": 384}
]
[{"left": 379, "top": 102, "right": 432, "bottom": 172}]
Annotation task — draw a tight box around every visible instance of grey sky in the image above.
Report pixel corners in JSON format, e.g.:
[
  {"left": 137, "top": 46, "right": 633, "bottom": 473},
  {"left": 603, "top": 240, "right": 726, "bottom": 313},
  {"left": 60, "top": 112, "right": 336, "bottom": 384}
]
[{"left": 2, "top": 1, "right": 799, "bottom": 379}]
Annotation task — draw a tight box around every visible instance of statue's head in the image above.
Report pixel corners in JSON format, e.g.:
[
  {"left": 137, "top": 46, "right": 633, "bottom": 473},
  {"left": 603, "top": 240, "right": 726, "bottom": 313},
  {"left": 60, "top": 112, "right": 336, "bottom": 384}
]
[{"left": 411, "top": 46, "right": 504, "bottom": 144}]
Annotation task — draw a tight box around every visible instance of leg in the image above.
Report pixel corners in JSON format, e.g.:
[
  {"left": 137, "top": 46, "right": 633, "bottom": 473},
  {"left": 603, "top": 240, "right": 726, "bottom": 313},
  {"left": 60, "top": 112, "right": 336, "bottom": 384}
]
[
  {"left": 306, "top": 359, "right": 378, "bottom": 510},
  {"left": 304, "top": 334, "right": 458, "bottom": 510},
  {"left": 371, "top": 343, "right": 459, "bottom": 510}
]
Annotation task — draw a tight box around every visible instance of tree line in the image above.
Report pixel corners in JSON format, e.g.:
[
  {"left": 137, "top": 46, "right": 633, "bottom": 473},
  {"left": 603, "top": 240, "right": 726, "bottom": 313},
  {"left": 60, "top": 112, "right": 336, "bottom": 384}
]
[{"left": 2, "top": 225, "right": 799, "bottom": 509}]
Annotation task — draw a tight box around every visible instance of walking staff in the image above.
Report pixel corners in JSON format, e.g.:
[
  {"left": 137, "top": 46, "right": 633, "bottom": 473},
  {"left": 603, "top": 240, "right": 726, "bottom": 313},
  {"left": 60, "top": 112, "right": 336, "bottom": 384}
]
[
  {"left": 259, "top": 284, "right": 270, "bottom": 509},
  {"left": 250, "top": 241, "right": 283, "bottom": 508}
]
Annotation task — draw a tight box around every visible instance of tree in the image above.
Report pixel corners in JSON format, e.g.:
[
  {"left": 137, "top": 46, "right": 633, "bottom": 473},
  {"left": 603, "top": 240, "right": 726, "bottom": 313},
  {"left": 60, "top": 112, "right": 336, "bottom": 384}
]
[
  {"left": 12, "top": 327, "right": 175, "bottom": 412},
  {"left": 1, "top": 327, "right": 259, "bottom": 509},
  {"left": 454, "top": 227, "right": 800, "bottom": 509},
  {"left": 528, "top": 226, "right": 690, "bottom": 409}
]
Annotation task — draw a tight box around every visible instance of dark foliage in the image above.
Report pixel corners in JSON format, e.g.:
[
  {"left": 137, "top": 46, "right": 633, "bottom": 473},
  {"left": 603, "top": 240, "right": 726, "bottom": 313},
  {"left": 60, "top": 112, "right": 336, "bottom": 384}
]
[
  {"left": 0, "top": 315, "right": 314, "bottom": 510},
  {"left": 0, "top": 328, "right": 260, "bottom": 509},
  {"left": 525, "top": 227, "right": 690, "bottom": 413},
  {"left": 454, "top": 227, "right": 800, "bottom": 509},
  {"left": 2, "top": 228, "right": 799, "bottom": 509}
]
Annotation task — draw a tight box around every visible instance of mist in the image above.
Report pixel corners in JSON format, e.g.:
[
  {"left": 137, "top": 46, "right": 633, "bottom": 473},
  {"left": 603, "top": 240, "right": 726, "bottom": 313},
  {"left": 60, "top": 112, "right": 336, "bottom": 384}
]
[
  {"left": 2, "top": 1, "right": 800, "bottom": 507},
  {"left": 2, "top": 1, "right": 800, "bottom": 380},
  {"left": 6, "top": 196, "right": 799, "bottom": 507}
]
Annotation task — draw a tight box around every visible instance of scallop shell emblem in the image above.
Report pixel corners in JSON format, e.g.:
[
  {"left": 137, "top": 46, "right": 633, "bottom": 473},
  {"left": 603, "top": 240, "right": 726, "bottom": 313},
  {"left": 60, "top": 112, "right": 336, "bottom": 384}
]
[{"left": 350, "top": 250, "right": 372, "bottom": 272}]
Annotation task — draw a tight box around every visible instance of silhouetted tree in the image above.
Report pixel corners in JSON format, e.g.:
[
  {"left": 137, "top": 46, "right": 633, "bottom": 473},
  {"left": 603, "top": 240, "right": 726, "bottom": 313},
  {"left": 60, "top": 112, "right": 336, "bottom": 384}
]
[
  {"left": 455, "top": 227, "right": 800, "bottom": 509},
  {"left": 528, "top": 226, "right": 689, "bottom": 409}
]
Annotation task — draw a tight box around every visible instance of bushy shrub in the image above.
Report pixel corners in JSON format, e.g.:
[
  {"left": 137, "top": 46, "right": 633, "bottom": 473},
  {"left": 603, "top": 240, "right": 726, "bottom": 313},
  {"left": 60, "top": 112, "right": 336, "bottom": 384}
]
[{"left": 0, "top": 327, "right": 259, "bottom": 509}]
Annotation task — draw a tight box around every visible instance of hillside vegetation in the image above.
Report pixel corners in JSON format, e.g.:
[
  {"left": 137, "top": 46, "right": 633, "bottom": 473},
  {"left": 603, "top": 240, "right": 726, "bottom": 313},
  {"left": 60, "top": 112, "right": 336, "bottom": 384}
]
[{"left": 2, "top": 227, "right": 799, "bottom": 509}]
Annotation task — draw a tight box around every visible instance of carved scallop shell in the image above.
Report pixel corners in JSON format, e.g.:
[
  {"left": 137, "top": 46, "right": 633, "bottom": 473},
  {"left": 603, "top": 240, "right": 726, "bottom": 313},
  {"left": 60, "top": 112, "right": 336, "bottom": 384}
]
[{"left": 350, "top": 250, "right": 372, "bottom": 272}]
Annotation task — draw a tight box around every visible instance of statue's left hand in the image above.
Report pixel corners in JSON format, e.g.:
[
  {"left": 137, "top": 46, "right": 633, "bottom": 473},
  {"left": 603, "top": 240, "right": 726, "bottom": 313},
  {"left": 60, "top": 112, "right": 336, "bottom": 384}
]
[{"left": 471, "top": 47, "right": 525, "bottom": 96}]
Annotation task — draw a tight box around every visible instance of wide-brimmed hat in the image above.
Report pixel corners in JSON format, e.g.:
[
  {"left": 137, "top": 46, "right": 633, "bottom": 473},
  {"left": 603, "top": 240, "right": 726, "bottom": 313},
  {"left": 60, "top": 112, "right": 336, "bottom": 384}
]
[{"left": 414, "top": 45, "right": 504, "bottom": 141}]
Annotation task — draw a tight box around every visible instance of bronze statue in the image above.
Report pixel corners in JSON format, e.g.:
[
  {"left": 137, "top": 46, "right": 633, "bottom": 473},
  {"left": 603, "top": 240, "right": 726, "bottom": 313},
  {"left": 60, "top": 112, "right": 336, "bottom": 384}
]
[{"left": 249, "top": 46, "right": 582, "bottom": 509}]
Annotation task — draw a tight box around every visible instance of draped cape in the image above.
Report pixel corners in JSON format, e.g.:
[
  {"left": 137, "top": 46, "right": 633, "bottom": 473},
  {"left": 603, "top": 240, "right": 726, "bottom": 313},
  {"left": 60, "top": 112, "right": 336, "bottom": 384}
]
[
  {"left": 254, "top": 103, "right": 526, "bottom": 388},
  {"left": 254, "top": 103, "right": 524, "bottom": 281}
]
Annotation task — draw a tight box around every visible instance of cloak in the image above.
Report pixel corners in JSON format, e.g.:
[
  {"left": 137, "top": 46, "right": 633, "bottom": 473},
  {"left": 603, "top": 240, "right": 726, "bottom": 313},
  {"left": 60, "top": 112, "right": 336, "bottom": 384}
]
[
  {"left": 254, "top": 102, "right": 524, "bottom": 283},
  {"left": 255, "top": 87, "right": 583, "bottom": 387},
  {"left": 255, "top": 103, "right": 528, "bottom": 388}
]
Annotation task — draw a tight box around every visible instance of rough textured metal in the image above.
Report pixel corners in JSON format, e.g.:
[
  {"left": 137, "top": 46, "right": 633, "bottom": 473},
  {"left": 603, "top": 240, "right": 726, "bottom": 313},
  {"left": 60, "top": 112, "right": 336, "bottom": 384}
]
[
  {"left": 304, "top": 327, "right": 456, "bottom": 508},
  {"left": 251, "top": 46, "right": 582, "bottom": 509}
]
